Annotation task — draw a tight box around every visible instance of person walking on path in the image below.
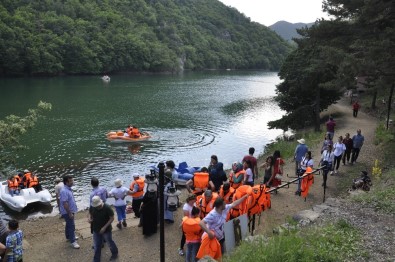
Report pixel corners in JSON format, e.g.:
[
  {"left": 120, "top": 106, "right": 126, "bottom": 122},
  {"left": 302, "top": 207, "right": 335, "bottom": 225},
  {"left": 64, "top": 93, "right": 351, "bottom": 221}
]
[
  {"left": 352, "top": 101, "right": 361, "bottom": 117},
  {"left": 320, "top": 144, "right": 334, "bottom": 188},
  {"left": 342, "top": 133, "right": 353, "bottom": 165},
  {"left": 59, "top": 175, "right": 80, "bottom": 249},
  {"left": 89, "top": 196, "right": 119, "bottom": 262},
  {"left": 4, "top": 220, "right": 23, "bottom": 262},
  {"left": 326, "top": 116, "right": 336, "bottom": 140},
  {"left": 351, "top": 129, "right": 365, "bottom": 164},
  {"left": 293, "top": 139, "right": 308, "bottom": 176},
  {"left": 109, "top": 179, "right": 132, "bottom": 230},
  {"left": 333, "top": 136, "right": 347, "bottom": 174},
  {"left": 321, "top": 133, "right": 333, "bottom": 154},
  {"left": 296, "top": 151, "right": 314, "bottom": 195},
  {"left": 242, "top": 147, "right": 259, "bottom": 180}
]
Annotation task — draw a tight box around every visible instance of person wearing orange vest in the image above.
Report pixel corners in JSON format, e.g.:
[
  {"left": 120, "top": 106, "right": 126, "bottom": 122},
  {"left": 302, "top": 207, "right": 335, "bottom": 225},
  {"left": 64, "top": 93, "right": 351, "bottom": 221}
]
[
  {"left": 196, "top": 190, "right": 217, "bottom": 219},
  {"left": 182, "top": 206, "right": 202, "bottom": 262},
  {"left": 22, "top": 169, "right": 32, "bottom": 188},
  {"left": 131, "top": 126, "right": 141, "bottom": 138},
  {"left": 186, "top": 168, "right": 214, "bottom": 196},
  {"left": 28, "top": 174, "right": 39, "bottom": 190},
  {"left": 199, "top": 194, "right": 250, "bottom": 255},
  {"left": 7, "top": 177, "right": 20, "bottom": 196},
  {"left": 229, "top": 162, "right": 245, "bottom": 189},
  {"left": 218, "top": 182, "right": 235, "bottom": 204},
  {"left": 129, "top": 173, "right": 145, "bottom": 218}
]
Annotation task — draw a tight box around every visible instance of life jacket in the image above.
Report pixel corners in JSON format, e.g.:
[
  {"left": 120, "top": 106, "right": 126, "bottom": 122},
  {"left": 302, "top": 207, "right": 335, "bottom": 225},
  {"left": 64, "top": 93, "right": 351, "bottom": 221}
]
[
  {"left": 131, "top": 128, "right": 141, "bottom": 138},
  {"left": 300, "top": 167, "right": 314, "bottom": 198},
  {"left": 8, "top": 180, "right": 19, "bottom": 190},
  {"left": 13, "top": 175, "right": 21, "bottom": 186},
  {"left": 182, "top": 216, "right": 202, "bottom": 242},
  {"left": 192, "top": 172, "right": 210, "bottom": 195},
  {"left": 28, "top": 175, "right": 39, "bottom": 188},
  {"left": 196, "top": 231, "right": 222, "bottom": 260},
  {"left": 129, "top": 178, "right": 145, "bottom": 198},
  {"left": 23, "top": 172, "right": 32, "bottom": 187},
  {"left": 229, "top": 170, "right": 245, "bottom": 189},
  {"left": 218, "top": 186, "right": 235, "bottom": 204},
  {"left": 247, "top": 184, "right": 270, "bottom": 216},
  {"left": 229, "top": 185, "right": 251, "bottom": 219},
  {"left": 196, "top": 192, "right": 218, "bottom": 219}
]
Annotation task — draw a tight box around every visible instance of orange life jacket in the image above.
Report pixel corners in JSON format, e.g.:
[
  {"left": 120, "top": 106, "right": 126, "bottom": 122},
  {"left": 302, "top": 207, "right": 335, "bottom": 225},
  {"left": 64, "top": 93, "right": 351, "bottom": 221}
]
[
  {"left": 192, "top": 172, "right": 210, "bottom": 194},
  {"left": 13, "top": 175, "right": 21, "bottom": 186},
  {"left": 182, "top": 216, "right": 202, "bottom": 242},
  {"left": 8, "top": 180, "right": 19, "bottom": 190},
  {"left": 129, "top": 178, "right": 145, "bottom": 198},
  {"left": 23, "top": 172, "right": 32, "bottom": 187},
  {"left": 196, "top": 193, "right": 218, "bottom": 219},
  {"left": 229, "top": 170, "right": 245, "bottom": 189},
  {"left": 28, "top": 175, "right": 39, "bottom": 188},
  {"left": 246, "top": 184, "right": 270, "bottom": 216},
  {"left": 301, "top": 167, "right": 314, "bottom": 198},
  {"left": 218, "top": 186, "right": 235, "bottom": 204},
  {"left": 131, "top": 128, "right": 140, "bottom": 138},
  {"left": 230, "top": 185, "right": 251, "bottom": 219},
  {"left": 196, "top": 231, "right": 222, "bottom": 260}
]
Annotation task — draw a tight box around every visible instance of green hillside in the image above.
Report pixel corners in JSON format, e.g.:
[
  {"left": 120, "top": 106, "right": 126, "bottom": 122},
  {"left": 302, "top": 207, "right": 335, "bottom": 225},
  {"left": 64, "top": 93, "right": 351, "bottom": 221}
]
[{"left": 0, "top": 0, "right": 292, "bottom": 76}]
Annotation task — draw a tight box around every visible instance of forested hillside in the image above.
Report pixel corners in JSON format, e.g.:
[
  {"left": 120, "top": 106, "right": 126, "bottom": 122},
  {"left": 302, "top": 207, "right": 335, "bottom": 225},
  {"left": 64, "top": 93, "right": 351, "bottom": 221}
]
[
  {"left": 0, "top": 0, "right": 292, "bottom": 76},
  {"left": 269, "top": 21, "right": 314, "bottom": 41}
]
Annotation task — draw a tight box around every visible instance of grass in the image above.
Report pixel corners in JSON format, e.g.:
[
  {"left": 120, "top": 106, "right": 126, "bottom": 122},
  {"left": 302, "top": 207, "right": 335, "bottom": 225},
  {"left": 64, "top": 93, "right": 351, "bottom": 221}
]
[{"left": 225, "top": 219, "right": 364, "bottom": 262}]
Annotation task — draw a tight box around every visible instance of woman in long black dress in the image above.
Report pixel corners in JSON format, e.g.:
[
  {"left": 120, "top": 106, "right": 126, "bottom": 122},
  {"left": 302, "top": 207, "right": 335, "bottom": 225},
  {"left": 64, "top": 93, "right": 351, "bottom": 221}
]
[{"left": 141, "top": 191, "right": 158, "bottom": 236}]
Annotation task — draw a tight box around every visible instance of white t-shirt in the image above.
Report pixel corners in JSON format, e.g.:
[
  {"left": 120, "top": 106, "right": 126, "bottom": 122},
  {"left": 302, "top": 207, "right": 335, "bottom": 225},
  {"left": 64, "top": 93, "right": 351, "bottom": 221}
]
[
  {"left": 183, "top": 203, "right": 194, "bottom": 217},
  {"left": 300, "top": 157, "right": 314, "bottom": 170},
  {"left": 333, "top": 142, "right": 346, "bottom": 157},
  {"left": 245, "top": 168, "right": 253, "bottom": 182},
  {"left": 109, "top": 186, "right": 129, "bottom": 206},
  {"left": 203, "top": 204, "right": 232, "bottom": 240},
  {"left": 321, "top": 150, "right": 335, "bottom": 163},
  {"left": 55, "top": 182, "right": 64, "bottom": 195}
]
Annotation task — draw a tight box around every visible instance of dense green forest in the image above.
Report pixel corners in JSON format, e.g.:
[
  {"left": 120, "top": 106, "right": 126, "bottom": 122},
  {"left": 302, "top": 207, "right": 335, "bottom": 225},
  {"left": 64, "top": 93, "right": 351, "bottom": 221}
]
[{"left": 0, "top": 0, "right": 292, "bottom": 76}]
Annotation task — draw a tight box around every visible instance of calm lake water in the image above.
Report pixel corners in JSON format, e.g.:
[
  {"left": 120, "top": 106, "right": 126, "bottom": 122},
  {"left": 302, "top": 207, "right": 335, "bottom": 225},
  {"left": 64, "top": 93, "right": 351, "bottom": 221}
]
[{"left": 0, "top": 71, "right": 283, "bottom": 218}]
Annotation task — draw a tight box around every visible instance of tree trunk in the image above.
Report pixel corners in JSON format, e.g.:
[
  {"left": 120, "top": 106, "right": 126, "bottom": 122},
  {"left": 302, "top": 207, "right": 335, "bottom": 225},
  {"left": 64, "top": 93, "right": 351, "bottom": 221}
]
[
  {"left": 371, "top": 89, "right": 377, "bottom": 109},
  {"left": 314, "top": 86, "right": 321, "bottom": 132},
  {"left": 386, "top": 83, "right": 394, "bottom": 130}
]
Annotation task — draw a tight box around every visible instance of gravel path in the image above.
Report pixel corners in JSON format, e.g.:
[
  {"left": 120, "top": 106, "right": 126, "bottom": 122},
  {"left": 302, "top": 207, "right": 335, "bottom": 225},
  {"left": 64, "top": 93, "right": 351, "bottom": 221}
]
[{"left": 20, "top": 97, "right": 393, "bottom": 262}]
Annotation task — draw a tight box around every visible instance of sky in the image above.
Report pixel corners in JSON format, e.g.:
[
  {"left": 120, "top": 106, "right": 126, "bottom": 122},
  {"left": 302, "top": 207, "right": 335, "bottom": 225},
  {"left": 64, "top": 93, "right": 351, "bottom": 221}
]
[{"left": 218, "top": 0, "right": 329, "bottom": 26}]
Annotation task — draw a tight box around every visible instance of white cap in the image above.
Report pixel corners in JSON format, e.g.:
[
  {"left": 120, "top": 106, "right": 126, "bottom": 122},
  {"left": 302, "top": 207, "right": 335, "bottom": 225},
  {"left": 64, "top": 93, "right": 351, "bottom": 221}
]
[
  {"left": 114, "top": 178, "right": 123, "bottom": 187},
  {"left": 24, "top": 169, "right": 30, "bottom": 173},
  {"left": 91, "top": 196, "right": 103, "bottom": 207},
  {"left": 132, "top": 173, "right": 140, "bottom": 178},
  {"left": 297, "top": 139, "right": 305, "bottom": 144}
]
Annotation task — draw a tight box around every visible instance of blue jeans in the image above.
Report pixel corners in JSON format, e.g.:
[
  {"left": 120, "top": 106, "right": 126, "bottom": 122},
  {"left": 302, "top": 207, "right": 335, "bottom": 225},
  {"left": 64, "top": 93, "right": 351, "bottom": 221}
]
[
  {"left": 62, "top": 214, "right": 76, "bottom": 242},
  {"left": 185, "top": 242, "right": 200, "bottom": 262},
  {"left": 114, "top": 205, "right": 126, "bottom": 222},
  {"left": 93, "top": 231, "right": 118, "bottom": 262}
]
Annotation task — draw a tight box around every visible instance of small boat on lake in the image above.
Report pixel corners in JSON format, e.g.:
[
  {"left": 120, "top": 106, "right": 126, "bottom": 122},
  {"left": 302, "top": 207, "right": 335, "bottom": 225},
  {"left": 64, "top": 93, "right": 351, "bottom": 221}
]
[
  {"left": 106, "top": 131, "right": 151, "bottom": 143},
  {"left": 101, "top": 75, "right": 110, "bottom": 82},
  {"left": 0, "top": 181, "right": 52, "bottom": 212}
]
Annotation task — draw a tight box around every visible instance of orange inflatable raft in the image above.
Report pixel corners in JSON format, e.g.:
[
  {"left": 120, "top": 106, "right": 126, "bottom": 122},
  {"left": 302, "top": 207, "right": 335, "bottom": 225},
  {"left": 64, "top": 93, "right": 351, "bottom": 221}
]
[{"left": 106, "top": 131, "right": 151, "bottom": 142}]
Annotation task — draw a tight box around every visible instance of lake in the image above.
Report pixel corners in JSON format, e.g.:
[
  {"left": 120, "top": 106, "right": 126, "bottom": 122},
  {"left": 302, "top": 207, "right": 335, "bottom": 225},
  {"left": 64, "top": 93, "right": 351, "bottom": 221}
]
[{"left": 0, "top": 70, "right": 284, "bottom": 217}]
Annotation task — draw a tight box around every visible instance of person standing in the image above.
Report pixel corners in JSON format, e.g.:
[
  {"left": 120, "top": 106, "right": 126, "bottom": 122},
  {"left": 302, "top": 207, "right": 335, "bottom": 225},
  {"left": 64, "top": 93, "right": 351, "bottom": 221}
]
[
  {"left": 4, "top": 220, "right": 23, "bottom": 262},
  {"left": 89, "top": 196, "right": 118, "bottom": 262},
  {"left": 141, "top": 190, "right": 158, "bottom": 236},
  {"left": 182, "top": 206, "right": 202, "bottom": 262},
  {"left": 342, "top": 133, "right": 353, "bottom": 165},
  {"left": 296, "top": 151, "right": 314, "bottom": 195},
  {"left": 178, "top": 194, "right": 197, "bottom": 256},
  {"left": 320, "top": 144, "right": 334, "bottom": 188},
  {"left": 89, "top": 177, "right": 108, "bottom": 206},
  {"left": 209, "top": 162, "right": 227, "bottom": 192},
  {"left": 351, "top": 129, "right": 365, "bottom": 164},
  {"left": 293, "top": 139, "right": 308, "bottom": 176},
  {"left": 352, "top": 101, "right": 361, "bottom": 117},
  {"left": 267, "top": 150, "right": 285, "bottom": 188},
  {"left": 129, "top": 173, "right": 145, "bottom": 219},
  {"left": 54, "top": 177, "right": 64, "bottom": 215},
  {"left": 109, "top": 179, "right": 131, "bottom": 230},
  {"left": 333, "top": 136, "right": 347, "bottom": 174},
  {"left": 242, "top": 147, "right": 259, "bottom": 181},
  {"left": 59, "top": 175, "right": 80, "bottom": 249},
  {"left": 0, "top": 218, "right": 9, "bottom": 259},
  {"left": 243, "top": 160, "right": 254, "bottom": 186},
  {"left": 260, "top": 156, "right": 274, "bottom": 185},
  {"left": 326, "top": 116, "right": 336, "bottom": 140}
]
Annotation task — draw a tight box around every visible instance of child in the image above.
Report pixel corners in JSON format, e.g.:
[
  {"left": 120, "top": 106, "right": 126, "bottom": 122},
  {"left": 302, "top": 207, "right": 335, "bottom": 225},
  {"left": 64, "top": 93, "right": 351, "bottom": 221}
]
[{"left": 4, "top": 220, "right": 23, "bottom": 262}]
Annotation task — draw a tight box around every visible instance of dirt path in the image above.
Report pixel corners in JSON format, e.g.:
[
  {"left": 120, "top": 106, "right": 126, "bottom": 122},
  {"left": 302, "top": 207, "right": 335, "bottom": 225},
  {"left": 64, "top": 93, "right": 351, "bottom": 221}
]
[{"left": 21, "top": 97, "right": 379, "bottom": 262}]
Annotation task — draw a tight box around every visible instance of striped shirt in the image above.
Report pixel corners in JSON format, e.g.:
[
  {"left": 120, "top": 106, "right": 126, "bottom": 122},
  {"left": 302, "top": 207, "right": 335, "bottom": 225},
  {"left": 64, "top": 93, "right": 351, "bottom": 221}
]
[{"left": 5, "top": 230, "right": 23, "bottom": 262}]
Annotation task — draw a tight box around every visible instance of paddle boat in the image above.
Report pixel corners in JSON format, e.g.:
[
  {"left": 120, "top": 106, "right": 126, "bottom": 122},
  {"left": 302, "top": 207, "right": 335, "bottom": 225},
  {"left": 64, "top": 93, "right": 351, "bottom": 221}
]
[
  {"left": 106, "top": 131, "right": 151, "bottom": 143},
  {"left": 101, "top": 75, "right": 110, "bottom": 82},
  {"left": 0, "top": 181, "right": 52, "bottom": 212},
  {"left": 151, "top": 162, "right": 200, "bottom": 186}
]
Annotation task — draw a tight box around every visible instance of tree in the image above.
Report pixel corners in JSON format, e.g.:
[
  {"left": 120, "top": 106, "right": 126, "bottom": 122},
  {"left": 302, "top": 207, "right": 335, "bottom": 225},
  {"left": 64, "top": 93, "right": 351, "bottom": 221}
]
[{"left": 0, "top": 101, "right": 52, "bottom": 174}]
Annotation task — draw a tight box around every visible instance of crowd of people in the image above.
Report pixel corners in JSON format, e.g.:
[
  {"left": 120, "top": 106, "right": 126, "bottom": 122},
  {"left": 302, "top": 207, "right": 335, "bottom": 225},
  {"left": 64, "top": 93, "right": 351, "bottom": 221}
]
[{"left": 7, "top": 170, "right": 41, "bottom": 196}]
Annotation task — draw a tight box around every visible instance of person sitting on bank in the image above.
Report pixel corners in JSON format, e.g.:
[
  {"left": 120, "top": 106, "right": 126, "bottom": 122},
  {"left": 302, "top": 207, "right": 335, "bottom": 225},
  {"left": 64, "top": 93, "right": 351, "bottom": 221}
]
[
  {"left": 186, "top": 167, "right": 215, "bottom": 196},
  {"left": 7, "top": 177, "right": 20, "bottom": 197}
]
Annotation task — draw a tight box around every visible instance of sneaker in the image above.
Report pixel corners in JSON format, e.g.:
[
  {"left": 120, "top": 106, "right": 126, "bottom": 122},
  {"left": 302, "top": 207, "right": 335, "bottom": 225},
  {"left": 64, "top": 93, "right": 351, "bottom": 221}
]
[
  {"left": 109, "top": 254, "right": 119, "bottom": 261},
  {"left": 122, "top": 220, "right": 127, "bottom": 227},
  {"left": 71, "top": 242, "right": 80, "bottom": 249},
  {"left": 116, "top": 222, "right": 122, "bottom": 230},
  {"left": 178, "top": 248, "right": 184, "bottom": 256},
  {"left": 66, "top": 236, "right": 79, "bottom": 242}
]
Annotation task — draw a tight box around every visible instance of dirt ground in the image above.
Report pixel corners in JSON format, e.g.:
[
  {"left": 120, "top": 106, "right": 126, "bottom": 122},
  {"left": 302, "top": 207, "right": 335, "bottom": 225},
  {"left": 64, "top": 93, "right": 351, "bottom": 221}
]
[{"left": 20, "top": 97, "right": 379, "bottom": 262}]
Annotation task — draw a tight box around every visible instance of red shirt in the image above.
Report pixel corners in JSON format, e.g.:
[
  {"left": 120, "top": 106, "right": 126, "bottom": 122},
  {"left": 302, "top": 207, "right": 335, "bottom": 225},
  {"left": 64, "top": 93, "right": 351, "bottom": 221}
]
[
  {"left": 242, "top": 155, "right": 257, "bottom": 175},
  {"left": 326, "top": 120, "right": 336, "bottom": 132}
]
